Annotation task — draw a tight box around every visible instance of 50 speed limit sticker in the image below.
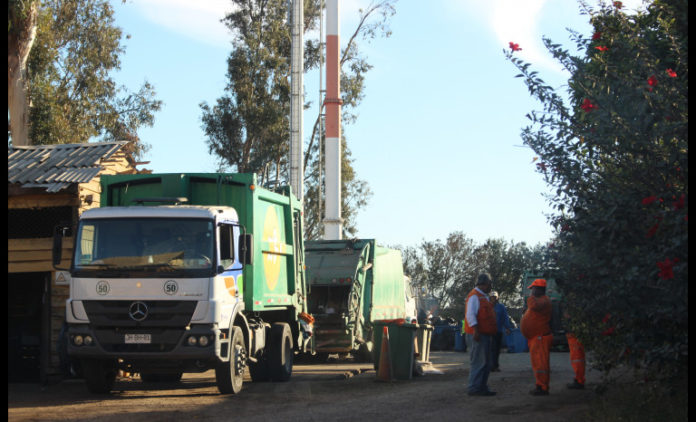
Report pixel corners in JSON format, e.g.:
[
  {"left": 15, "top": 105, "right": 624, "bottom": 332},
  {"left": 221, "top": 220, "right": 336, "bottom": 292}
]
[
  {"left": 164, "top": 280, "right": 178, "bottom": 295},
  {"left": 96, "top": 280, "right": 110, "bottom": 296}
]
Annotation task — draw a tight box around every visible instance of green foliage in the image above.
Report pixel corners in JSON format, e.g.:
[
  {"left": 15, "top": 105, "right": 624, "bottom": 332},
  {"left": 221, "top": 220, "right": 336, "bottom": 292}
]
[
  {"left": 397, "top": 232, "right": 548, "bottom": 320},
  {"left": 303, "top": 138, "right": 373, "bottom": 239},
  {"left": 201, "top": 0, "right": 298, "bottom": 176},
  {"left": 24, "top": 0, "right": 161, "bottom": 158},
  {"left": 201, "top": 0, "right": 394, "bottom": 238},
  {"left": 505, "top": 0, "right": 687, "bottom": 382}
]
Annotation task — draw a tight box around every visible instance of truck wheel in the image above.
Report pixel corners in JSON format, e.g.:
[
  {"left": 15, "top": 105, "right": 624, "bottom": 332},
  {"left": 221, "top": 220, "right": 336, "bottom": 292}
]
[
  {"left": 216, "top": 326, "right": 246, "bottom": 394},
  {"left": 81, "top": 359, "right": 117, "bottom": 394},
  {"left": 268, "top": 322, "right": 293, "bottom": 382}
]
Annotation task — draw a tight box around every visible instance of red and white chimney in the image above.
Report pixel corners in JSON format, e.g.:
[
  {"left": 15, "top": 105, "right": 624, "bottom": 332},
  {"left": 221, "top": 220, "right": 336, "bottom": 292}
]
[{"left": 323, "top": 0, "right": 343, "bottom": 239}]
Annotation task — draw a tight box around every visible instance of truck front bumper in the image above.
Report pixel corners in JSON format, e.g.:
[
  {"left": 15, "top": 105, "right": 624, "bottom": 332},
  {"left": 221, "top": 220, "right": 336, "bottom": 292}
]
[{"left": 66, "top": 324, "right": 222, "bottom": 361}]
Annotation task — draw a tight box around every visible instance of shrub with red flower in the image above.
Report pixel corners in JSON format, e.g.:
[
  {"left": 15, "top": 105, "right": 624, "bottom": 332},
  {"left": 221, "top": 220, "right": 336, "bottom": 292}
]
[
  {"left": 602, "top": 326, "right": 616, "bottom": 336},
  {"left": 666, "top": 68, "right": 677, "bottom": 78},
  {"left": 673, "top": 194, "right": 685, "bottom": 210},
  {"left": 641, "top": 195, "right": 657, "bottom": 205},
  {"left": 595, "top": 46, "right": 609, "bottom": 52},
  {"left": 657, "top": 258, "right": 678, "bottom": 280},
  {"left": 509, "top": 42, "right": 521, "bottom": 52},
  {"left": 592, "top": 32, "right": 602, "bottom": 40},
  {"left": 613, "top": 1, "right": 623, "bottom": 8}
]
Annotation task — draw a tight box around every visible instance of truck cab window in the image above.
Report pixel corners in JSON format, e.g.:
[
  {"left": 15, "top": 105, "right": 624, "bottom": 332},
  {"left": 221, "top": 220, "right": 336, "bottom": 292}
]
[{"left": 219, "top": 224, "right": 236, "bottom": 270}]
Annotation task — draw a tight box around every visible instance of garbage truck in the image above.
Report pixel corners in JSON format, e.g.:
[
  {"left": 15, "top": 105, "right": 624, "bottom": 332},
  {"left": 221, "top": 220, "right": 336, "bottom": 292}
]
[
  {"left": 53, "top": 173, "right": 313, "bottom": 394},
  {"left": 304, "top": 239, "right": 415, "bottom": 361},
  {"left": 521, "top": 270, "right": 568, "bottom": 350}
]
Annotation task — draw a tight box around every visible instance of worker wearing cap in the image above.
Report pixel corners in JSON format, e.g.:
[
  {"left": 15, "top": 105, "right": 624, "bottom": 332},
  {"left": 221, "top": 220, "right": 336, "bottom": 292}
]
[
  {"left": 464, "top": 273, "right": 497, "bottom": 396},
  {"left": 489, "top": 290, "right": 516, "bottom": 372},
  {"left": 521, "top": 278, "right": 553, "bottom": 396}
]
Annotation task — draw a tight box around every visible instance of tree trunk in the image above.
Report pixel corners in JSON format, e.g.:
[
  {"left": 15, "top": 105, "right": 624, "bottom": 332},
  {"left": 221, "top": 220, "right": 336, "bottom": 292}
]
[{"left": 8, "top": 1, "right": 39, "bottom": 147}]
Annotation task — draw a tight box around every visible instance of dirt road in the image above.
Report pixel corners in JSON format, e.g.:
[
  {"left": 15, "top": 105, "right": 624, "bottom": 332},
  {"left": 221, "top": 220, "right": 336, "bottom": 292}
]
[{"left": 8, "top": 350, "right": 601, "bottom": 422}]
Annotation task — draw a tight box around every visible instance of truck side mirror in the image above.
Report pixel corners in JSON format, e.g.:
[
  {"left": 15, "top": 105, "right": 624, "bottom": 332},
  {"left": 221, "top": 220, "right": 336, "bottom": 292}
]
[
  {"left": 52, "top": 224, "right": 71, "bottom": 269},
  {"left": 239, "top": 233, "right": 253, "bottom": 265}
]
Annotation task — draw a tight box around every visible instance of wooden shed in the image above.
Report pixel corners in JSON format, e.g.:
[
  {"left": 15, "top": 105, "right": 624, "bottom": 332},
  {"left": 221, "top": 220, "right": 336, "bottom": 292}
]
[{"left": 8, "top": 141, "right": 149, "bottom": 383}]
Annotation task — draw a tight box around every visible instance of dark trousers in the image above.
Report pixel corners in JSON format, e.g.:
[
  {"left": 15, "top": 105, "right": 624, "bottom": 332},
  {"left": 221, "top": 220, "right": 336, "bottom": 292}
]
[{"left": 491, "top": 332, "right": 503, "bottom": 369}]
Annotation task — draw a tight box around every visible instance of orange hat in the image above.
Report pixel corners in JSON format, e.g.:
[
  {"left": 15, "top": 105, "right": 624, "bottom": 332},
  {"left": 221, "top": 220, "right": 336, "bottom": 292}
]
[{"left": 528, "top": 278, "right": 547, "bottom": 288}]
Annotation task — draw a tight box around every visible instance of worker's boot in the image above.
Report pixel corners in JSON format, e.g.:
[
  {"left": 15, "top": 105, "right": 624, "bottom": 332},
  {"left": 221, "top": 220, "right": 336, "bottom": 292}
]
[
  {"left": 567, "top": 379, "right": 585, "bottom": 389},
  {"left": 530, "top": 385, "right": 549, "bottom": 396}
]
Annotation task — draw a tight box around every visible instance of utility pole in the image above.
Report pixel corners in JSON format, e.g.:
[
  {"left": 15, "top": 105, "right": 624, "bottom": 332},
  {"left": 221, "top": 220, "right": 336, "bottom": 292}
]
[{"left": 289, "top": 0, "right": 304, "bottom": 201}]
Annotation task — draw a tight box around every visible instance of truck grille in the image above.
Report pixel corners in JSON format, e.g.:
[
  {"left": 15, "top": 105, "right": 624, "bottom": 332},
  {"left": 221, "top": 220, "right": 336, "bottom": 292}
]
[{"left": 83, "top": 300, "right": 197, "bottom": 327}]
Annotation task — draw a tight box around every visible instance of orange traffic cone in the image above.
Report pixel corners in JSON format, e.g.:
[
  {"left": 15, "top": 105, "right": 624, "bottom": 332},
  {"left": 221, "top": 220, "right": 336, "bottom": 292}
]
[{"left": 376, "top": 326, "right": 393, "bottom": 382}]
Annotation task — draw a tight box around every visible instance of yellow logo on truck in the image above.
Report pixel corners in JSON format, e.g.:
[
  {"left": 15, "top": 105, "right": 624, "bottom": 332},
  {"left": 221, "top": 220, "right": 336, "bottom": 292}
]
[
  {"left": 262, "top": 206, "right": 283, "bottom": 291},
  {"left": 224, "top": 275, "right": 242, "bottom": 297}
]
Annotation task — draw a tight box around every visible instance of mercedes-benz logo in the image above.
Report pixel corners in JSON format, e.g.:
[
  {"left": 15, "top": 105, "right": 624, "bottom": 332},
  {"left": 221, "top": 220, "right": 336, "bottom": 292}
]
[{"left": 128, "top": 301, "right": 149, "bottom": 322}]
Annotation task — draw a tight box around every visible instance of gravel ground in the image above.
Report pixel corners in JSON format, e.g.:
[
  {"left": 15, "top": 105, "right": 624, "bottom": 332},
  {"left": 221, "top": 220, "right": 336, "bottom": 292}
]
[{"left": 8, "top": 350, "right": 602, "bottom": 422}]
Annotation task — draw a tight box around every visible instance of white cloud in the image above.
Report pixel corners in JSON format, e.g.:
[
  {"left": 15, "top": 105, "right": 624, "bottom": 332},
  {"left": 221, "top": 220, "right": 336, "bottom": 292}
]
[
  {"left": 491, "top": 0, "right": 567, "bottom": 74},
  {"left": 133, "top": 0, "right": 236, "bottom": 48},
  {"left": 448, "top": 0, "right": 650, "bottom": 75}
]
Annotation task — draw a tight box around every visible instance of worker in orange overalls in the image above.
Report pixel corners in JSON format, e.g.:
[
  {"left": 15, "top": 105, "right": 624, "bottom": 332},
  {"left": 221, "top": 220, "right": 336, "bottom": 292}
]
[
  {"left": 565, "top": 333, "right": 585, "bottom": 389},
  {"left": 562, "top": 307, "right": 586, "bottom": 389},
  {"left": 520, "top": 278, "right": 553, "bottom": 396}
]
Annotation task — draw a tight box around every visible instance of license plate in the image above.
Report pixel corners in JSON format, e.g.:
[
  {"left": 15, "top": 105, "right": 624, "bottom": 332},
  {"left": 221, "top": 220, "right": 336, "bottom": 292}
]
[{"left": 125, "top": 334, "right": 151, "bottom": 344}]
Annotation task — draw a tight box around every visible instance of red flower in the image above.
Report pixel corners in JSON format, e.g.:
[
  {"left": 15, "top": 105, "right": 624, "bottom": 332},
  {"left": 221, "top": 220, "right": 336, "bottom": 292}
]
[
  {"left": 602, "top": 313, "right": 611, "bottom": 323},
  {"left": 580, "top": 98, "right": 598, "bottom": 112},
  {"left": 666, "top": 68, "right": 677, "bottom": 78},
  {"left": 595, "top": 46, "right": 609, "bottom": 52},
  {"left": 657, "top": 258, "right": 675, "bottom": 280},
  {"left": 613, "top": 1, "right": 623, "bottom": 8},
  {"left": 647, "top": 75, "right": 658, "bottom": 87},
  {"left": 646, "top": 223, "right": 659, "bottom": 238},
  {"left": 592, "top": 32, "right": 602, "bottom": 40},
  {"left": 642, "top": 195, "right": 657, "bottom": 205},
  {"left": 602, "top": 326, "right": 615, "bottom": 336},
  {"left": 673, "top": 194, "right": 685, "bottom": 210},
  {"left": 509, "top": 42, "right": 522, "bottom": 52}
]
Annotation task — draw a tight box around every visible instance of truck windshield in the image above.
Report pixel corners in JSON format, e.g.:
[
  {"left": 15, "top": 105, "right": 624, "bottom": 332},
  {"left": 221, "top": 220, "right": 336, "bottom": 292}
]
[{"left": 72, "top": 218, "right": 215, "bottom": 278}]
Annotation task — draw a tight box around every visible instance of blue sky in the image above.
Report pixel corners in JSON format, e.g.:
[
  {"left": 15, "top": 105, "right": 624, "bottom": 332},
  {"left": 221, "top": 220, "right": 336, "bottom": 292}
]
[{"left": 111, "top": 0, "right": 647, "bottom": 249}]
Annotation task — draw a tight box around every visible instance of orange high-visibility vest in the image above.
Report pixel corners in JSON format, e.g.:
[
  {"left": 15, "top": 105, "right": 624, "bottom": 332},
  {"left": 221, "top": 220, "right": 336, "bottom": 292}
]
[{"left": 464, "top": 289, "right": 497, "bottom": 335}]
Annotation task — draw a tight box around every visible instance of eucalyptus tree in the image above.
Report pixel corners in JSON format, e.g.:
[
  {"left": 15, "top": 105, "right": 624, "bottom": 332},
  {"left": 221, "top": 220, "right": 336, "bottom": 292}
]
[
  {"left": 200, "top": 0, "right": 396, "bottom": 238},
  {"left": 9, "top": 0, "right": 162, "bottom": 158}
]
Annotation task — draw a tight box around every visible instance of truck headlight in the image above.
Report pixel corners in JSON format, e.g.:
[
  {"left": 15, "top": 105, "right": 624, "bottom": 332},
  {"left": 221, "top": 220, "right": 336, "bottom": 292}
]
[
  {"left": 84, "top": 335, "right": 93, "bottom": 346},
  {"left": 187, "top": 336, "right": 198, "bottom": 346},
  {"left": 198, "top": 335, "right": 209, "bottom": 347},
  {"left": 73, "top": 335, "right": 84, "bottom": 346}
]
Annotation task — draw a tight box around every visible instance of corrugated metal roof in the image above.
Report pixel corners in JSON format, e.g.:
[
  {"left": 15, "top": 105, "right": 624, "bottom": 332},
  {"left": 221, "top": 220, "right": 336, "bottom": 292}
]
[{"left": 8, "top": 141, "right": 128, "bottom": 192}]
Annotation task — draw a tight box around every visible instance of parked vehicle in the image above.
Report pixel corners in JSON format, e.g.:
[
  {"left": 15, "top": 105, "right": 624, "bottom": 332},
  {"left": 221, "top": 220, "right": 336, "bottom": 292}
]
[
  {"left": 53, "top": 173, "right": 313, "bottom": 394},
  {"left": 304, "top": 239, "right": 413, "bottom": 361}
]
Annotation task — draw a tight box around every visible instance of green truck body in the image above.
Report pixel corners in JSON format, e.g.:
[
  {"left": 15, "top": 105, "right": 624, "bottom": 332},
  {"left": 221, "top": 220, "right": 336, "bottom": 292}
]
[
  {"left": 305, "top": 239, "right": 415, "bottom": 361},
  {"left": 100, "top": 173, "right": 308, "bottom": 314},
  {"left": 59, "top": 173, "right": 311, "bottom": 394}
]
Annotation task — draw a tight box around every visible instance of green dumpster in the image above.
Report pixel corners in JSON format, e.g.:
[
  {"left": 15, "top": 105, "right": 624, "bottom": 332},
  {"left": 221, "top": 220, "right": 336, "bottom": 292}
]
[{"left": 373, "top": 320, "right": 418, "bottom": 380}]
